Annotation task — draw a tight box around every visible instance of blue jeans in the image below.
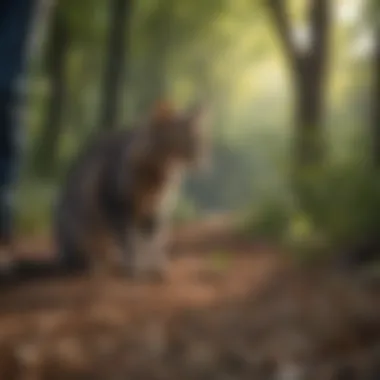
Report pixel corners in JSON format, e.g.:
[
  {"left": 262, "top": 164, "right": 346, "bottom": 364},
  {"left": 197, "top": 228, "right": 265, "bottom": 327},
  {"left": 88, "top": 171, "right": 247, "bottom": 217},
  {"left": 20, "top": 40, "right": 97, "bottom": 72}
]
[{"left": 0, "top": 0, "right": 36, "bottom": 244}]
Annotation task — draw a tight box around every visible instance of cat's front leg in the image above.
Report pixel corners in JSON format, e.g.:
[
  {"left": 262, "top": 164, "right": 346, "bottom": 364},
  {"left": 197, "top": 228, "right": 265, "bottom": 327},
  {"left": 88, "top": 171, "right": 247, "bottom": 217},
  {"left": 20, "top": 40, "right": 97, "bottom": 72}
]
[
  {"left": 147, "top": 223, "right": 171, "bottom": 282},
  {"left": 137, "top": 215, "right": 170, "bottom": 282},
  {"left": 119, "top": 226, "right": 149, "bottom": 279}
]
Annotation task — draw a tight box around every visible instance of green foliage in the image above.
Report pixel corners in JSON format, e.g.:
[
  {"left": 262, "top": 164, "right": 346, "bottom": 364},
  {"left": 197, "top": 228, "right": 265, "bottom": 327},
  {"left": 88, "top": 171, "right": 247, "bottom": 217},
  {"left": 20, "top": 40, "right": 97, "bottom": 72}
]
[
  {"left": 20, "top": 0, "right": 376, "bottom": 261},
  {"left": 62, "top": 0, "right": 108, "bottom": 45},
  {"left": 244, "top": 157, "right": 380, "bottom": 264},
  {"left": 14, "top": 182, "right": 57, "bottom": 236},
  {"left": 284, "top": 212, "right": 330, "bottom": 266},
  {"left": 310, "top": 163, "right": 380, "bottom": 245},
  {"left": 242, "top": 197, "right": 293, "bottom": 241}
]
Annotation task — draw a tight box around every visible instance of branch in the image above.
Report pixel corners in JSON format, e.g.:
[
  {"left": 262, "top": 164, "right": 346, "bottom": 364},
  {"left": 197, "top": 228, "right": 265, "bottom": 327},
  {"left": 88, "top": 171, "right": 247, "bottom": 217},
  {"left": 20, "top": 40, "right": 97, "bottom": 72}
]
[{"left": 267, "top": 0, "right": 301, "bottom": 70}]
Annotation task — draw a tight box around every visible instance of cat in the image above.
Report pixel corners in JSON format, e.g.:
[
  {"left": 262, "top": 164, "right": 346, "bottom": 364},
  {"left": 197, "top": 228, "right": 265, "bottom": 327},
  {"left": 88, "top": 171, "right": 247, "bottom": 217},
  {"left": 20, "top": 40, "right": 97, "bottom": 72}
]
[{"left": 54, "top": 101, "right": 210, "bottom": 281}]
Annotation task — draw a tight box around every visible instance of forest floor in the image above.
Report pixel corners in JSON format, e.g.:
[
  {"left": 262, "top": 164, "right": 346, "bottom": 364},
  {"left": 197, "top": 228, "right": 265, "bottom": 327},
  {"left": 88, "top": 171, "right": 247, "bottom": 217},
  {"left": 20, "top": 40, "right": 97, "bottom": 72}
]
[{"left": 0, "top": 216, "right": 379, "bottom": 379}]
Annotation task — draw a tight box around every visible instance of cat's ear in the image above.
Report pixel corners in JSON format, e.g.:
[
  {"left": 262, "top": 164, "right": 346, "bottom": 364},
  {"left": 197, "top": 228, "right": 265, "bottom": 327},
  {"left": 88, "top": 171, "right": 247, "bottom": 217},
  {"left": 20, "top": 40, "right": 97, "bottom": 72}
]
[
  {"left": 185, "top": 102, "right": 204, "bottom": 120},
  {"left": 150, "top": 100, "right": 176, "bottom": 125},
  {"left": 185, "top": 102, "right": 211, "bottom": 131}
]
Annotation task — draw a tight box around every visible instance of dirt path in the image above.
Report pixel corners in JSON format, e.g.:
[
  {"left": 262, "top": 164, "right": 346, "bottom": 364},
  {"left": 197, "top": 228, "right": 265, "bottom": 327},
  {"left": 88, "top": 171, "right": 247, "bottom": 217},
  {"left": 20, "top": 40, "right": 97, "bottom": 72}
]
[
  {"left": 0, "top": 217, "right": 378, "bottom": 379},
  {"left": 0, "top": 216, "right": 279, "bottom": 333}
]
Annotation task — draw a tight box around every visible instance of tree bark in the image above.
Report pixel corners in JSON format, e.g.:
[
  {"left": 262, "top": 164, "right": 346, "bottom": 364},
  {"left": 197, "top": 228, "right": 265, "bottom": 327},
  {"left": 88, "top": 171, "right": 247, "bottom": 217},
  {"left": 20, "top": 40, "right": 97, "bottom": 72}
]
[
  {"left": 98, "top": 0, "right": 132, "bottom": 131},
  {"left": 268, "top": 0, "right": 330, "bottom": 170},
  {"left": 372, "top": 25, "right": 380, "bottom": 167},
  {"left": 294, "top": 58, "right": 325, "bottom": 168},
  {"left": 34, "top": 7, "right": 69, "bottom": 178}
]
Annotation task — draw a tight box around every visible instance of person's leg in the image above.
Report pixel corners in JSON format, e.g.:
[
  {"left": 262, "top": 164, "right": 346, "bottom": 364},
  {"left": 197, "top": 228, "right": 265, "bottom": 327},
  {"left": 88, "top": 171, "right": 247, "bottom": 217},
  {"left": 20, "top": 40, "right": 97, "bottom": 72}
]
[
  {"left": 0, "top": 0, "right": 37, "bottom": 272},
  {"left": 0, "top": 89, "right": 16, "bottom": 248}
]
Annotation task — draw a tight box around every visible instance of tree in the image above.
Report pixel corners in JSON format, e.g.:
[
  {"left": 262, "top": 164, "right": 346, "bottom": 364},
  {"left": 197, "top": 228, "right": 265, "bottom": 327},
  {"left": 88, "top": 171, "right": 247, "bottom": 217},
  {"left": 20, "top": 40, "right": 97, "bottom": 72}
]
[
  {"left": 98, "top": 0, "right": 133, "bottom": 131},
  {"left": 33, "top": 4, "right": 70, "bottom": 178},
  {"left": 371, "top": 6, "right": 380, "bottom": 167},
  {"left": 267, "top": 0, "right": 331, "bottom": 171}
]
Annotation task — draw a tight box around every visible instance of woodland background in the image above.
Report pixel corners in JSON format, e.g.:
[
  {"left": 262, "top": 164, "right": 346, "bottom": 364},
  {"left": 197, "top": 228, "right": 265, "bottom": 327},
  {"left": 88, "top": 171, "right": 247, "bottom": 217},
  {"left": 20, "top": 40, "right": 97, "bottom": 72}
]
[
  {"left": 0, "top": 2, "right": 379, "bottom": 379},
  {"left": 17, "top": 0, "right": 380, "bottom": 266}
]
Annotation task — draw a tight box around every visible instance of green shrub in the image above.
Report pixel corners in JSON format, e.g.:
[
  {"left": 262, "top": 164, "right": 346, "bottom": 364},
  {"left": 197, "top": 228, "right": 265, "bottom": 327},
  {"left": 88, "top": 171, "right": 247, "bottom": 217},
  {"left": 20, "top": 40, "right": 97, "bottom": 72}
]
[
  {"left": 243, "top": 160, "right": 380, "bottom": 265},
  {"left": 308, "top": 163, "right": 380, "bottom": 246},
  {"left": 242, "top": 197, "right": 293, "bottom": 241}
]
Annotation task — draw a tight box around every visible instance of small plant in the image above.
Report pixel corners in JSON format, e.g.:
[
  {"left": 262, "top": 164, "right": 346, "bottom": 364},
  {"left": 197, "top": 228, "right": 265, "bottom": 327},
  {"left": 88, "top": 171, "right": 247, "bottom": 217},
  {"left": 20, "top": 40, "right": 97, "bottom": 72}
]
[
  {"left": 209, "top": 250, "right": 231, "bottom": 273},
  {"left": 242, "top": 196, "right": 293, "bottom": 242}
]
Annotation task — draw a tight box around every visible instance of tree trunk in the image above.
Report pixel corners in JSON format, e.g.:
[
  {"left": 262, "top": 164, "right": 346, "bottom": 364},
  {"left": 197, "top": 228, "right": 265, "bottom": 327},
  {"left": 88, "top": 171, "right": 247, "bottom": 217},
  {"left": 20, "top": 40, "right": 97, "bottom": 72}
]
[
  {"left": 98, "top": 0, "right": 132, "bottom": 131},
  {"left": 267, "top": 0, "right": 330, "bottom": 211},
  {"left": 33, "top": 7, "right": 69, "bottom": 178},
  {"left": 372, "top": 25, "right": 380, "bottom": 167},
  {"left": 294, "top": 61, "right": 326, "bottom": 170}
]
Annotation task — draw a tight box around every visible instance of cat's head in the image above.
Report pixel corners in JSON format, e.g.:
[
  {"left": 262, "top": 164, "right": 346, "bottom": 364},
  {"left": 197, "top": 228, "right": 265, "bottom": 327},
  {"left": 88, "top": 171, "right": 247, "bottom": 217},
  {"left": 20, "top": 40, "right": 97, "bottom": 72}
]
[{"left": 147, "top": 100, "right": 212, "bottom": 168}]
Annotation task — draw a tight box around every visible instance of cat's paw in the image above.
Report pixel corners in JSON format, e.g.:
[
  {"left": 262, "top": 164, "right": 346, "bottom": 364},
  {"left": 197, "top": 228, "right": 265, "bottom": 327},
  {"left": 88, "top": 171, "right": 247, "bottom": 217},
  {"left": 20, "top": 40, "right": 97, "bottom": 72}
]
[
  {"left": 145, "top": 266, "right": 169, "bottom": 284},
  {"left": 115, "top": 261, "right": 140, "bottom": 280}
]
